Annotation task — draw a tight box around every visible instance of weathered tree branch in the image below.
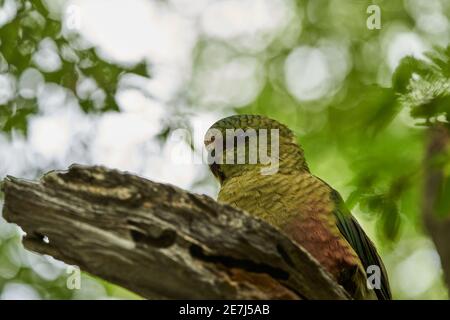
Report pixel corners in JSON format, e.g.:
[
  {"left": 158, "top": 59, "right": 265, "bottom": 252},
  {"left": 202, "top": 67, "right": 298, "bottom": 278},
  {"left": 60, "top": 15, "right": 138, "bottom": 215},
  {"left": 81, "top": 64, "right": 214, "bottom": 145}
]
[
  {"left": 423, "top": 125, "right": 450, "bottom": 294},
  {"left": 1, "top": 164, "right": 348, "bottom": 299}
]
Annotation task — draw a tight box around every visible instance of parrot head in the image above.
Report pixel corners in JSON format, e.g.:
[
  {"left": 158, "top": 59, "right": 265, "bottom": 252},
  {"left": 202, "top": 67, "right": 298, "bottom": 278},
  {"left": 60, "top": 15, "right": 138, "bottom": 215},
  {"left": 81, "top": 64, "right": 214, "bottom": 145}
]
[{"left": 204, "top": 114, "right": 309, "bottom": 183}]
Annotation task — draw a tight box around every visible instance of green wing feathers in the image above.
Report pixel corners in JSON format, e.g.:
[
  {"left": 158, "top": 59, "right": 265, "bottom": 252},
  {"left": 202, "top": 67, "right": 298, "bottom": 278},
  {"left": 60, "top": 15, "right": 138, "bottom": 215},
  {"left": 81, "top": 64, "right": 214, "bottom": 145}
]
[{"left": 331, "top": 190, "right": 392, "bottom": 300}]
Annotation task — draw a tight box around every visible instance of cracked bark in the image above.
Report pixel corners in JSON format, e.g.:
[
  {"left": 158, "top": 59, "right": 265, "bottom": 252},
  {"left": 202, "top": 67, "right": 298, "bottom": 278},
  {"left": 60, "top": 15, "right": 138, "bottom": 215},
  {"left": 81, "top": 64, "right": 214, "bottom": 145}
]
[
  {"left": 423, "top": 125, "right": 450, "bottom": 294},
  {"left": 1, "top": 164, "right": 349, "bottom": 300}
]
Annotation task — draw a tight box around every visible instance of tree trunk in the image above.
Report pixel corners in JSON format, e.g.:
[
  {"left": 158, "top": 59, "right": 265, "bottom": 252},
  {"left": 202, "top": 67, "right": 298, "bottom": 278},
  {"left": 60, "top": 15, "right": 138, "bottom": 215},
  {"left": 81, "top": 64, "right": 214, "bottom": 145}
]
[
  {"left": 1, "top": 164, "right": 348, "bottom": 300},
  {"left": 423, "top": 124, "right": 450, "bottom": 295}
]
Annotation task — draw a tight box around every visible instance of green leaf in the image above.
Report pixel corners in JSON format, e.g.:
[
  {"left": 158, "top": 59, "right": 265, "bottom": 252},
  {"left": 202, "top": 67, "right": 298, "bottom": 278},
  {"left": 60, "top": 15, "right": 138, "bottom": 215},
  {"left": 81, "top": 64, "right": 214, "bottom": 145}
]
[
  {"left": 379, "top": 200, "right": 401, "bottom": 242},
  {"left": 392, "top": 56, "right": 433, "bottom": 93}
]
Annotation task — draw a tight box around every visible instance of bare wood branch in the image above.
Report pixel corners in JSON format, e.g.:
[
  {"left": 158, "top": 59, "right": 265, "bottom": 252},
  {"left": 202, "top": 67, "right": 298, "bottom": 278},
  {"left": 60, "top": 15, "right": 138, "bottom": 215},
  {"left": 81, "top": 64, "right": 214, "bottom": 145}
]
[
  {"left": 2, "top": 164, "right": 348, "bottom": 299},
  {"left": 423, "top": 125, "right": 450, "bottom": 294}
]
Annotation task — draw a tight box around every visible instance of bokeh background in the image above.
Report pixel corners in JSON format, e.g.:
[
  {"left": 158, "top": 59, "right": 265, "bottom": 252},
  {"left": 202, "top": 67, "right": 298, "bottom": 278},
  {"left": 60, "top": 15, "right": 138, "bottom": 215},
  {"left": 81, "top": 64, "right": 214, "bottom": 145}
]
[{"left": 1, "top": 0, "right": 450, "bottom": 299}]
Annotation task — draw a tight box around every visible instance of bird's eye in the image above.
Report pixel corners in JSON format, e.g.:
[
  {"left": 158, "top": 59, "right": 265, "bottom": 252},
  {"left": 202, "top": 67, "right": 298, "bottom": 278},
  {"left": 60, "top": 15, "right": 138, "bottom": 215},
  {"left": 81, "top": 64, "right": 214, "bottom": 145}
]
[{"left": 205, "top": 135, "right": 215, "bottom": 147}]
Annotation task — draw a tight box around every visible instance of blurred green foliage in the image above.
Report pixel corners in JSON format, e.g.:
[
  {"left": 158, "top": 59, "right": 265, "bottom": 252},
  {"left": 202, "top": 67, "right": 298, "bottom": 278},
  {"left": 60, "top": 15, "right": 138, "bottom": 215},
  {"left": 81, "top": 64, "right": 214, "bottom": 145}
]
[{"left": 0, "top": 0, "right": 147, "bottom": 135}]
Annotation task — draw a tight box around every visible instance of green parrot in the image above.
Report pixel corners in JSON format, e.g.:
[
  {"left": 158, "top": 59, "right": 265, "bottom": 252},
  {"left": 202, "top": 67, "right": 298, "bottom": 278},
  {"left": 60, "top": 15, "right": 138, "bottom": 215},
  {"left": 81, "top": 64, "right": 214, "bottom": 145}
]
[{"left": 204, "top": 114, "right": 391, "bottom": 300}]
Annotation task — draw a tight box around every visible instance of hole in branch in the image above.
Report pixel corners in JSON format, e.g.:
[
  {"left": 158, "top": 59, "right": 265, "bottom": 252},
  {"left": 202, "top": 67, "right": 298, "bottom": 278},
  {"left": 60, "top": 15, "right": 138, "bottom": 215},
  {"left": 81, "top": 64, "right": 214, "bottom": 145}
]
[{"left": 189, "top": 244, "right": 290, "bottom": 281}]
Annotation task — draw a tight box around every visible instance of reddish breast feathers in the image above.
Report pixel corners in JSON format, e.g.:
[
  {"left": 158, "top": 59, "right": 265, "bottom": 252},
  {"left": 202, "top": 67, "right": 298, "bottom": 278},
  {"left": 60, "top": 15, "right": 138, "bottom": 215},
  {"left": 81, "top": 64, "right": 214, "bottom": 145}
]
[{"left": 282, "top": 214, "right": 361, "bottom": 280}]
